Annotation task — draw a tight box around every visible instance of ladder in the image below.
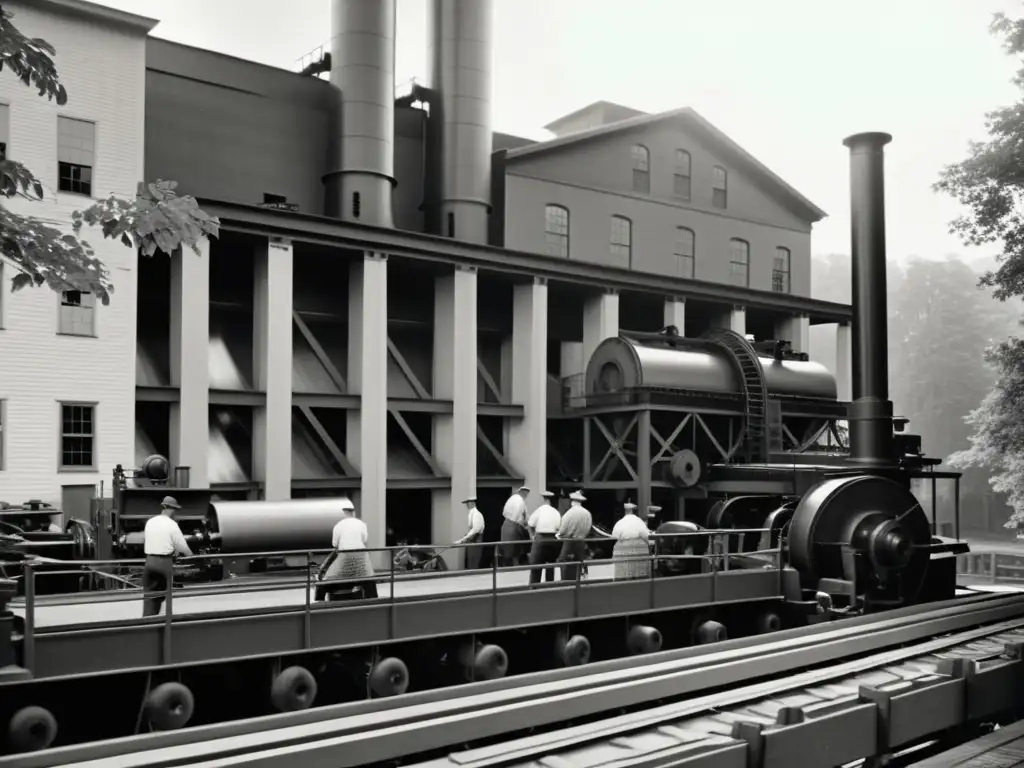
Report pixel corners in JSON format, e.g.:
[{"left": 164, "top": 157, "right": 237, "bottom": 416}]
[{"left": 706, "top": 329, "right": 769, "bottom": 463}]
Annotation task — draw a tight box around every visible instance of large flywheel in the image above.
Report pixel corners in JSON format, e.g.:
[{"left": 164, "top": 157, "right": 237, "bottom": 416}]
[{"left": 788, "top": 475, "right": 932, "bottom": 609}]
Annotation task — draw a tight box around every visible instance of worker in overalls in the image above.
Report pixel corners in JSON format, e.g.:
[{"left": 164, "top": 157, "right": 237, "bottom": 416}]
[
  {"left": 456, "top": 496, "right": 486, "bottom": 569},
  {"left": 497, "top": 486, "right": 530, "bottom": 567},
  {"left": 526, "top": 491, "right": 561, "bottom": 585},
  {"left": 141, "top": 496, "right": 193, "bottom": 617},
  {"left": 556, "top": 491, "right": 592, "bottom": 581}
]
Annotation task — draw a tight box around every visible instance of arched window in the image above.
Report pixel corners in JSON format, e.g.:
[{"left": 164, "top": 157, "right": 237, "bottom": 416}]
[
  {"left": 729, "top": 238, "right": 749, "bottom": 286},
  {"left": 674, "top": 149, "right": 691, "bottom": 200},
  {"left": 713, "top": 165, "right": 728, "bottom": 209},
  {"left": 773, "top": 247, "right": 791, "bottom": 293},
  {"left": 610, "top": 215, "right": 632, "bottom": 267},
  {"left": 544, "top": 204, "right": 569, "bottom": 258},
  {"left": 674, "top": 227, "right": 695, "bottom": 278},
  {"left": 631, "top": 144, "right": 650, "bottom": 193}
]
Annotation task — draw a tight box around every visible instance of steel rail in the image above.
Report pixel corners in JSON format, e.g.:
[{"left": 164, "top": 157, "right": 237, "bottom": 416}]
[{"left": 19, "top": 592, "right": 1024, "bottom": 768}]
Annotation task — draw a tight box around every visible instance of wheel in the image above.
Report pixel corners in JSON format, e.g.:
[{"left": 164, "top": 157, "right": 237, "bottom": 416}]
[
  {"left": 755, "top": 609, "right": 783, "bottom": 634},
  {"left": 459, "top": 643, "right": 508, "bottom": 681},
  {"left": 694, "top": 620, "right": 727, "bottom": 645},
  {"left": 626, "top": 625, "right": 662, "bottom": 655},
  {"left": 7, "top": 706, "right": 57, "bottom": 753},
  {"left": 368, "top": 657, "right": 409, "bottom": 697},
  {"left": 270, "top": 665, "right": 318, "bottom": 712},
  {"left": 559, "top": 634, "right": 591, "bottom": 667},
  {"left": 144, "top": 682, "right": 194, "bottom": 731}
]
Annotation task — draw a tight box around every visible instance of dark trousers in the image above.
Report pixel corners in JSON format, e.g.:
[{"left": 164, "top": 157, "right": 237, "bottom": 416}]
[
  {"left": 498, "top": 520, "right": 529, "bottom": 566},
  {"left": 141, "top": 554, "right": 174, "bottom": 617},
  {"left": 528, "top": 533, "right": 559, "bottom": 584},
  {"left": 558, "top": 539, "right": 587, "bottom": 581},
  {"left": 465, "top": 535, "right": 484, "bottom": 570}
]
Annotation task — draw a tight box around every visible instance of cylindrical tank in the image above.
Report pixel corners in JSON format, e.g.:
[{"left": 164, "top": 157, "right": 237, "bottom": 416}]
[
  {"left": 207, "top": 498, "right": 351, "bottom": 552},
  {"left": 585, "top": 336, "right": 837, "bottom": 400},
  {"left": 426, "top": 0, "right": 494, "bottom": 244},
  {"left": 324, "top": 0, "right": 396, "bottom": 227}
]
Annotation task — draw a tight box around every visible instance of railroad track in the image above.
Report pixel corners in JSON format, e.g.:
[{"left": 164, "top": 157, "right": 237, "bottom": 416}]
[{"left": 13, "top": 591, "right": 1024, "bottom": 768}]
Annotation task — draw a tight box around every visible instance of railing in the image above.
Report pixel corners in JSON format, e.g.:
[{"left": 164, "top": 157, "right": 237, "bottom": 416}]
[
  {"left": 957, "top": 550, "right": 1024, "bottom": 585},
  {"left": 9, "top": 529, "right": 782, "bottom": 676}
]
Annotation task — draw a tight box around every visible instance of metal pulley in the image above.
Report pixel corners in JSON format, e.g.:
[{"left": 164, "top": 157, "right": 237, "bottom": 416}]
[{"left": 667, "top": 449, "right": 701, "bottom": 488}]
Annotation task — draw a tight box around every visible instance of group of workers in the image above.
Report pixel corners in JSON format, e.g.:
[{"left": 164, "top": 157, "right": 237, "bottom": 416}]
[{"left": 139, "top": 487, "right": 663, "bottom": 617}]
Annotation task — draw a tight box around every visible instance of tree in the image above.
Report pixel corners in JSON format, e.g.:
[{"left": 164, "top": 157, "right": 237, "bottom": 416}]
[
  {"left": 0, "top": 5, "right": 218, "bottom": 304},
  {"left": 936, "top": 9, "right": 1024, "bottom": 527}
]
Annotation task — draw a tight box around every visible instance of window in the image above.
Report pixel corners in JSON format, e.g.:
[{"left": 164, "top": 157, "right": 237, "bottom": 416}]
[
  {"left": 631, "top": 144, "right": 650, "bottom": 193},
  {"left": 713, "top": 165, "right": 728, "bottom": 209},
  {"left": 544, "top": 204, "right": 569, "bottom": 258},
  {"left": 59, "top": 290, "right": 96, "bottom": 336},
  {"left": 60, "top": 403, "right": 95, "bottom": 470},
  {"left": 773, "top": 247, "right": 791, "bottom": 293},
  {"left": 674, "top": 149, "right": 691, "bottom": 200},
  {"left": 729, "top": 238, "right": 749, "bottom": 287},
  {"left": 610, "top": 215, "right": 632, "bottom": 266},
  {"left": 674, "top": 227, "right": 695, "bottom": 278},
  {"left": 57, "top": 116, "right": 95, "bottom": 196}
]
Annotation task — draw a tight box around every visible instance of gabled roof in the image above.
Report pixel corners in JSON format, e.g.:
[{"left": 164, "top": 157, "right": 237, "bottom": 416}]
[{"left": 506, "top": 105, "right": 827, "bottom": 223}]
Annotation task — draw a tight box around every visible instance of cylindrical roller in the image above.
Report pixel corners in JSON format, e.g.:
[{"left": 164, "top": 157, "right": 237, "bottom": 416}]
[
  {"left": 626, "top": 624, "right": 662, "bottom": 655},
  {"left": 458, "top": 642, "right": 509, "bottom": 681},
  {"left": 554, "top": 632, "right": 591, "bottom": 667},
  {"left": 755, "top": 608, "right": 783, "bottom": 634},
  {"left": 270, "top": 665, "right": 318, "bottom": 712},
  {"left": 585, "top": 336, "right": 837, "bottom": 401},
  {"left": 144, "top": 682, "right": 194, "bottom": 731},
  {"left": 694, "top": 620, "right": 727, "bottom": 645},
  {"left": 7, "top": 705, "right": 57, "bottom": 753},
  {"left": 207, "top": 498, "right": 353, "bottom": 552},
  {"left": 369, "top": 657, "right": 409, "bottom": 697}
]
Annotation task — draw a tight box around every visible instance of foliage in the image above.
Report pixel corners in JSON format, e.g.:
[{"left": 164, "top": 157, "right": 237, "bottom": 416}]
[{"left": 0, "top": 4, "right": 218, "bottom": 304}]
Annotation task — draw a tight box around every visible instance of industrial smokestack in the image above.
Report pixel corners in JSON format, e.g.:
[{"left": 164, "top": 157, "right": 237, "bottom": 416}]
[
  {"left": 426, "top": 0, "right": 494, "bottom": 244},
  {"left": 324, "top": 0, "right": 396, "bottom": 227},
  {"left": 843, "top": 132, "right": 894, "bottom": 467}
]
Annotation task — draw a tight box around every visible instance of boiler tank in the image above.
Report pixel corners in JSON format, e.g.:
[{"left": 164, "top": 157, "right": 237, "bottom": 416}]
[
  {"left": 207, "top": 498, "right": 352, "bottom": 553},
  {"left": 585, "top": 336, "right": 837, "bottom": 400}
]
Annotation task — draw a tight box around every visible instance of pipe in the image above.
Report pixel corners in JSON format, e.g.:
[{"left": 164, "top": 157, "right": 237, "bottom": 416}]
[
  {"left": 842, "top": 132, "right": 895, "bottom": 467},
  {"left": 323, "top": 0, "right": 396, "bottom": 227}
]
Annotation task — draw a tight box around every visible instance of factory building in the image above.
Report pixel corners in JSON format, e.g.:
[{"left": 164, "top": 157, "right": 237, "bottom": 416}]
[{"left": 0, "top": 0, "right": 853, "bottom": 563}]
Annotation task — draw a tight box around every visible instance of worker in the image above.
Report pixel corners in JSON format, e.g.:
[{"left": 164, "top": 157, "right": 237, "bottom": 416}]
[
  {"left": 526, "top": 491, "right": 561, "bottom": 585},
  {"left": 141, "top": 496, "right": 193, "bottom": 618},
  {"left": 456, "top": 496, "right": 486, "bottom": 570},
  {"left": 497, "top": 486, "right": 530, "bottom": 567},
  {"left": 610, "top": 502, "right": 652, "bottom": 580},
  {"left": 318, "top": 499, "right": 377, "bottom": 599},
  {"left": 556, "top": 491, "right": 593, "bottom": 582}
]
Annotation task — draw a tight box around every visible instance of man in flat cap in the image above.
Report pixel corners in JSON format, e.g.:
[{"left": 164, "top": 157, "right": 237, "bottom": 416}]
[
  {"left": 497, "top": 486, "right": 531, "bottom": 568},
  {"left": 455, "top": 496, "right": 486, "bottom": 570},
  {"left": 556, "top": 490, "right": 593, "bottom": 581},
  {"left": 141, "top": 496, "right": 193, "bottom": 617}
]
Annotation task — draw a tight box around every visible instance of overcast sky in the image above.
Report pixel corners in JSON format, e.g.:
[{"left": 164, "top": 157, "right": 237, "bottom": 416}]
[{"left": 93, "top": 0, "right": 1024, "bottom": 262}]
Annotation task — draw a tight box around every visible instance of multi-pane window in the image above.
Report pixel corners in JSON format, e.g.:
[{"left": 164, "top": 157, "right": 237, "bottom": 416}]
[
  {"left": 57, "top": 116, "right": 95, "bottom": 196},
  {"left": 773, "top": 247, "right": 791, "bottom": 293},
  {"left": 544, "top": 204, "right": 569, "bottom": 258},
  {"left": 631, "top": 144, "right": 650, "bottom": 193},
  {"left": 674, "top": 227, "right": 695, "bottom": 278},
  {"left": 59, "top": 290, "right": 96, "bottom": 336},
  {"left": 674, "top": 149, "right": 691, "bottom": 200},
  {"left": 60, "top": 403, "right": 95, "bottom": 470},
  {"left": 729, "top": 238, "right": 749, "bottom": 287},
  {"left": 610, "top": 215, "right": 632, "bottom": 266},
  {"left": 713, "top": 165, "right": 728, "bottom": 209}
]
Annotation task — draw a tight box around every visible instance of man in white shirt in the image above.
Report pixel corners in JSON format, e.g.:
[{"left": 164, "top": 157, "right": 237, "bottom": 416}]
[
  {"left": 498, "top": 486, "right": 530, "bottom": 567},
  {"left": 318, "top": 499, "right": 377, "bottom": 600},
  {"left": 526, "top": 491, "right": 561, "bottom": 585},
  {"left": 455, "top": 497, "right": 486, "bottom": 570},
  {"left": 141, "top": 496, "right": 193, "bottom": 617},
  {"left": 557, "top": 491, "right": 593, "bottom": 582}
]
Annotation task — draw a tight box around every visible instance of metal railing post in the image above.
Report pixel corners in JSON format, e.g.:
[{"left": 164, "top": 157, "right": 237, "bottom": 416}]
[
  {"left": 491, "top": 548, "right": 498, "bottom": 627},
  {"left": 304, "top": 552, "right": 312, "bottom": 649},
  {"left": 389, "top": 548, "right": 397, "bottom": 639},
  {"left": 162, "top": 572, "right": 173, "bottom": 665},
  {"left": 23, "top": 564, "right": 35, "bottom": 675}
]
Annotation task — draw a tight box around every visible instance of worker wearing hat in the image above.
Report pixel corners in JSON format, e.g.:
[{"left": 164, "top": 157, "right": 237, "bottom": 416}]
[
  {"left": 497, "top": 486, "right": 531, "bottom": 567},
  {"left": 610, "top": 502, "right": 652, "bottom": 581},
  {"left": 556, "top": 490, "right": 593, "bottom": 581},
  {"left": 455, "top": 497, "right": 486, "bottom": 570},
  {"left": 141, "top": 496, "right": 193, "bottom": 617},
  {"left": 526, "top": 491, "right": 561, "bottom": 585}
]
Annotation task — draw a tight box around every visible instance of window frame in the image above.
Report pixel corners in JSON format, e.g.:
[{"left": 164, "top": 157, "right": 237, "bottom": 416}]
[
  {"left": 713, "top": 165, "right": 728, "bottom": 209},
  {"left": 674, "top": 226, "right": 695, "bottom": 279},
  {"left": 729, "top": 238, "right": 750, "bottom": 287},
  {"left": 610, "top": 214, "right": 633, "bottom": 267},
  {"left": 58, "top": 401, "right": 97, "bottom": 472},
  {"left": 543, "top": 204, "right": 570, "bottom": 258},
  {"left": 674, "top": 149, "right": 692, "bottom": 201},
  {"left": 57, "top": 289, "right": 97, "bottom": 337},
  {"left": 56, "top": 115, "right": 96, "bottom": 198},
  {"left": 773, "top": 246, "right": 791, "bottom": 293},
  {"left": 631, "top": 144, "right": 650, "bottom": 194}
]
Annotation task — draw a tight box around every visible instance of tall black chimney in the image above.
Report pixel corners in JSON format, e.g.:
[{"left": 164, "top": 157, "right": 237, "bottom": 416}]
[{"left": 843, "top": 132, "right": 894, "bottom": 467}]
